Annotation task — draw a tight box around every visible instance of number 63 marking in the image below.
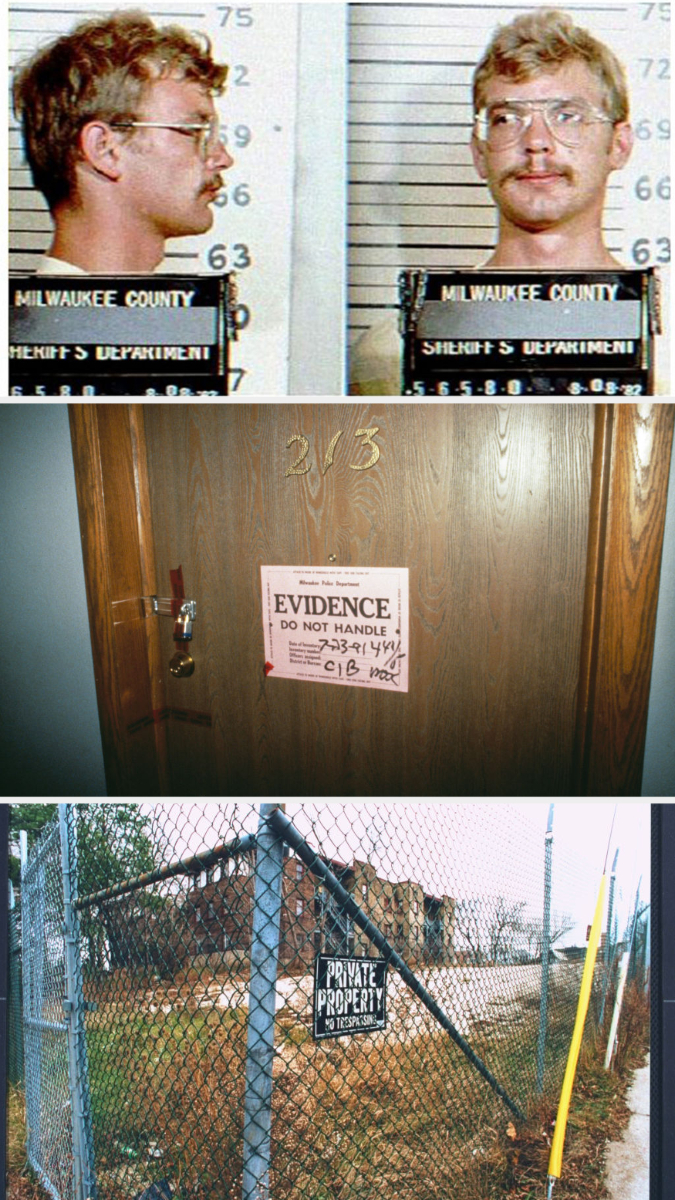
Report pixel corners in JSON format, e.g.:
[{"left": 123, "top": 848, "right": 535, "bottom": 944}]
[{"left": 285, "top": 427, "right": 381, "bottom": 477}]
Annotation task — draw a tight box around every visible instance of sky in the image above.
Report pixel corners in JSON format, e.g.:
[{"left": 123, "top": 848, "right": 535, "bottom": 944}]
[
  {"left": 511, "top": 801, "right": 650, "bottom": 945},
  {"left": 136, "top": 799, "right": 651, "bottom": 950},
  {"left": 9, "top": 799, "right": 650, "bottom": 949},
  {"left": 8, "top": 799, "right": 650, "bottom": 951}
]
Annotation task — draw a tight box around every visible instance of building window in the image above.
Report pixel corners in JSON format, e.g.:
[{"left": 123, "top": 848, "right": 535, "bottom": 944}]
[
  {"left": 296, "top": 861, "right": 303, "bottom": 880},
  {"left": 362, "top": 884, "right": 368, "bottom": 901},
  {"left": 414, "top": 900, "right": 419, "bottom": 915},
  {"left": 296, "top": 900, "right": 304, "bottom": 917}
]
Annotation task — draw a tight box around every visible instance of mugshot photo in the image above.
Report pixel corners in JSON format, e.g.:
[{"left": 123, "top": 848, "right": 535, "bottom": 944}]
[
  {"left": 8, "top": 2, "right": 347, "bottom": 395},
  {"left": 347, "top": 2, "right": 670, "bottom": 395}
]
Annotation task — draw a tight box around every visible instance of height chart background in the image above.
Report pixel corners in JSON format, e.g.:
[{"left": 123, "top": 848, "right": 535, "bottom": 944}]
[
  {"left": 347, "top": 0, "right": 671, "bottom": 389},
  {"left": 8, "top": 2, "right": 347, "bottom": 395}
]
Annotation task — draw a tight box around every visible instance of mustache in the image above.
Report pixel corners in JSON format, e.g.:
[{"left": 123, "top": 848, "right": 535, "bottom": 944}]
[
  {"left": 500, "top": 163, "right": 574, "bottom": 185},
  {"left": 200, "top": 176, "right": 223, "bottom": 196}
]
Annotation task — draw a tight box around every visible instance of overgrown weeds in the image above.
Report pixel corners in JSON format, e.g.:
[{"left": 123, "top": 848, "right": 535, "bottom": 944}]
[
  {"left": 7, "top": 978, "right": 649, "bottom": 1200},
  {"left": 6, "top": 1085, "right": 51, "bottom": 1200},
  {"left": 81, "top": 974, "right": 619, "bottom": 1199},
  {"left": 459, "top": 981, "right": 650, "bottom": 1200}
]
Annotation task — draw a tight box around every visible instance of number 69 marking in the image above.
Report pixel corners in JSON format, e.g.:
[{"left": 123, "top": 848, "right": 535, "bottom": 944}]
[{"left": 284, "top": 427, "right": 381, "bottom": 477}]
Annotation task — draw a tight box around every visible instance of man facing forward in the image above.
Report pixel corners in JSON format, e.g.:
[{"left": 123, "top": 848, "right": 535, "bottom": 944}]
[
  {"left": 350, "top": 9, "right": 635, "bottom": 393},
  {"left": 13, "top": 10, "right": 232, "bottom": 274},
  {"left": 470, "top": 8, "right": 633, "bottom": 270}
]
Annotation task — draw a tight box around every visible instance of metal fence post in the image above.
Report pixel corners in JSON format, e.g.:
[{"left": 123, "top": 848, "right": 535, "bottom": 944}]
[
  {"left": 58, "top": 806, "right": 97, "bottom": 1200},
  {"left": 22, "top": 830, "right": 45, "bottom": 1174},
  {"left": 627, "top": 880, "right": 642, "bottom": 987},
  {"left": 8, "top": 881, "right": 24, "bottom": 1085},
  {"left": 643, "top": 904, "right": 651, "bottom": 992},
  {"left": 242, "top": 804, "right": 284, "bottom": 1200},
  {"left": 599, "top": 849, "right": 619, "bottom": 1028},
  {"left": 536, "top": 805, "right": 554, "bottom": 1094}
]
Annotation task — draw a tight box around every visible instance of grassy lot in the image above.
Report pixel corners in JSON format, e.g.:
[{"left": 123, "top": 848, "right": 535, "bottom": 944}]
[
  {"left": 7, "top": 980, "right": 648, "bottom": 1200},
  {"left": 7, "top": 1086, "right": 50, "bottom": 1200},
  {"left": 460, "top": 981, "right": 650, "bottom": 1200}
]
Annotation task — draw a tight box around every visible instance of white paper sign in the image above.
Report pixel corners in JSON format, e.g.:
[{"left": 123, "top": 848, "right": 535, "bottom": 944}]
[{"left": 261, "top": 565, "right": 409, "bottom": 692}]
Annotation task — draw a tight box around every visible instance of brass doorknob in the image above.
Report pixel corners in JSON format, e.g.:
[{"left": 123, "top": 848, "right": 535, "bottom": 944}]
[{"left": 169, "top": 651, "right": 195, "bottom": 678}]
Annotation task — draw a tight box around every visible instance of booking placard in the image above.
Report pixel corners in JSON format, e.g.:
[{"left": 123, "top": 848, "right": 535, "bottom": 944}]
[
  {"left": 9, "top": 275, "right": 230, "bottom": 395},
  {"left": 399, "top": 269, "right": 658, "bottom": 396},
  {"left": 261, "top": 565, "right": 409, "bottom": 692}
]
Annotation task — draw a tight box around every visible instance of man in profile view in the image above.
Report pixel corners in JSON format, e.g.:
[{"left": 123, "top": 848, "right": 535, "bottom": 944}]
[
  {"left": 350, "top": 8, "right": 635, "bottom": 394},
  {"left": 12, "top": 10, "right": 233, "bottom": 274}
]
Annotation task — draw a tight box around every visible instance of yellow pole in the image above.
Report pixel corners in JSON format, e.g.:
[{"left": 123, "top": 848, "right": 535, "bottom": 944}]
[{"left": 546, "top": 871, "right": 608, "bottom": 1197}]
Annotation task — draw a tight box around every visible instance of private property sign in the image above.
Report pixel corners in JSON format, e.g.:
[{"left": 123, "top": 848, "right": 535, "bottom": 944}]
[
  {"left": 261, "top": 565, "right": 409, "bottom": 691},
  {"left": 313, "top": 955, "right": 388, "bottom": 1039}
]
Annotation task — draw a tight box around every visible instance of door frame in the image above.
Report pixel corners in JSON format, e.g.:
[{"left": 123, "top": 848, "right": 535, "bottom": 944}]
[
  {"left": 69, "top": 403, "right": 674, "bottom": 797},
  {"left": 69, "top": 404, "right": 167, "bottom": 796},
  {"left": 572, "top": 403, "right": 674, "bottom": 793}
]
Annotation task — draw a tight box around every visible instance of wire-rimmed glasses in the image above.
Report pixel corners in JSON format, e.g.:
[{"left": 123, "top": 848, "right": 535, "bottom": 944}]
[
  {"left": 475, "top": 98, "right": 614, "bottom": 149},
  {"left": 109, "top": 116, "right": 223, "bottom": 160}
]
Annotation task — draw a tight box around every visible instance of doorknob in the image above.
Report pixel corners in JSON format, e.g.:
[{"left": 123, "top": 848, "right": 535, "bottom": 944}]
[{"left": 169, "top": 651, "right": 195, "bottom": 678}]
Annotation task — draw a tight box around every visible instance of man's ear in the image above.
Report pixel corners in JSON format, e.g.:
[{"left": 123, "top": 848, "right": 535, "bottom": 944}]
[
  {"left": 78, "top": 121, "right": 123, "bottom": 181},
  {"left": 470, "top": 132, "right": 489, "bottom": 181},
  {"left": 608, "top": 122, "right": 634, "bottom": 171}
]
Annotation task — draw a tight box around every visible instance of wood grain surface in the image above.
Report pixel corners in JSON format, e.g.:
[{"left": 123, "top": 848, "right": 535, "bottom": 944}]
[
  {"left": 69, "top": 405, "right": 162, "bottom": 796},
  {"left": 574, "top": 403, "right": 675, "bottom": 796},
  {"left": 142, "top": 404, "right": 594, "bottom": 796}
]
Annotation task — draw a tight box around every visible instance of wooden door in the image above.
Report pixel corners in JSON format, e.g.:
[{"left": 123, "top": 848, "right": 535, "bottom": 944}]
[{"left": 70, "top": 403, "right": 674, "bottom": 797}]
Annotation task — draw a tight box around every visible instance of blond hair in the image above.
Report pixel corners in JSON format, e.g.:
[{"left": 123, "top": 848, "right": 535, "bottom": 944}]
[
  {"left": 473, "top": 9, "right": 629, "bottom": 121},
  {"left": 13, "top": 10, "right": 228, "bottom": 211}
]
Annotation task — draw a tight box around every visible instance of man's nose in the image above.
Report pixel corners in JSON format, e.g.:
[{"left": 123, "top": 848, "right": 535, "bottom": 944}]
[
  {"left": 209, "top": 140, "right": 234, "bottom": 169},
  {"left": 522, "top": 110, "right": 553, "bottom": 152}
]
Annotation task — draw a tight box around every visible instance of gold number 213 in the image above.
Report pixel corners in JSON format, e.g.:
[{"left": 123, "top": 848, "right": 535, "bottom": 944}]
[{"left": 285, "top": 427, "right": 381, "bottom": 477}]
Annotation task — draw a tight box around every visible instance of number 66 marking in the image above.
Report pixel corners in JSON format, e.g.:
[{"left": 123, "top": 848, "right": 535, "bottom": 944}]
[{"left": 285, "top": 427, "right": 381, "bottom": 477}]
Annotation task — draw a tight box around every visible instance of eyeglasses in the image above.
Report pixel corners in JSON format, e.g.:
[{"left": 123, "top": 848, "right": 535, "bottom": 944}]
[
  {"left": 109, "top": 116, "right": 222, "bottom": 160},
  {"left": 475, "top": 98, "right": 614, "bottom": 149}
]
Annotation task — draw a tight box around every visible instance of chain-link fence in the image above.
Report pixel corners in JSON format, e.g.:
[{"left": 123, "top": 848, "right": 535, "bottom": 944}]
[
  {"left": 16, "top": 803, "right": 640, "bottom": 1200},
  {"left": 20, "top": 811, "right": 96, "bottom": 1200},
  {"left": 8, "top": 888, "right": 24, "bottom": 1085},
  {"left": 630, "top": 908, "right": 650, "bottom": 991}
]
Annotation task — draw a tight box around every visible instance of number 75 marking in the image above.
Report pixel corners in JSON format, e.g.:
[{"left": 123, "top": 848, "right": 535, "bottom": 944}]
[{"left": 285, "top": 427, "right": 381, "bottom": 477}]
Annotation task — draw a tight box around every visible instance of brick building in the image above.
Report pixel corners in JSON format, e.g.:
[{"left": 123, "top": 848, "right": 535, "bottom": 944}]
[{"left": 183, "top": 848, "right": 455, "bottom": 972}]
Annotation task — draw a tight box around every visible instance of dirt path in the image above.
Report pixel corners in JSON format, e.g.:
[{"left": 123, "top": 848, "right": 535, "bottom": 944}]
[{"left": 142, "top": 960, "right": 583, "bottom": 1041}]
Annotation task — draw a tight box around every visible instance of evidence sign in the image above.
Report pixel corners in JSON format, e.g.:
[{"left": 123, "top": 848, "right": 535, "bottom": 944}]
[
  {"left": 261, "top": 564, "right": 409, "bottom": 692},
  {"left": 313, "top": 955, "right": 387, "bottom": 1040}
]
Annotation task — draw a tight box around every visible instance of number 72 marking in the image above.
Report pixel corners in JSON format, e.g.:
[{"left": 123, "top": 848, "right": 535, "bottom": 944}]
[{"left": 285, "top": 427, "right": 381, "bottom": 477}]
